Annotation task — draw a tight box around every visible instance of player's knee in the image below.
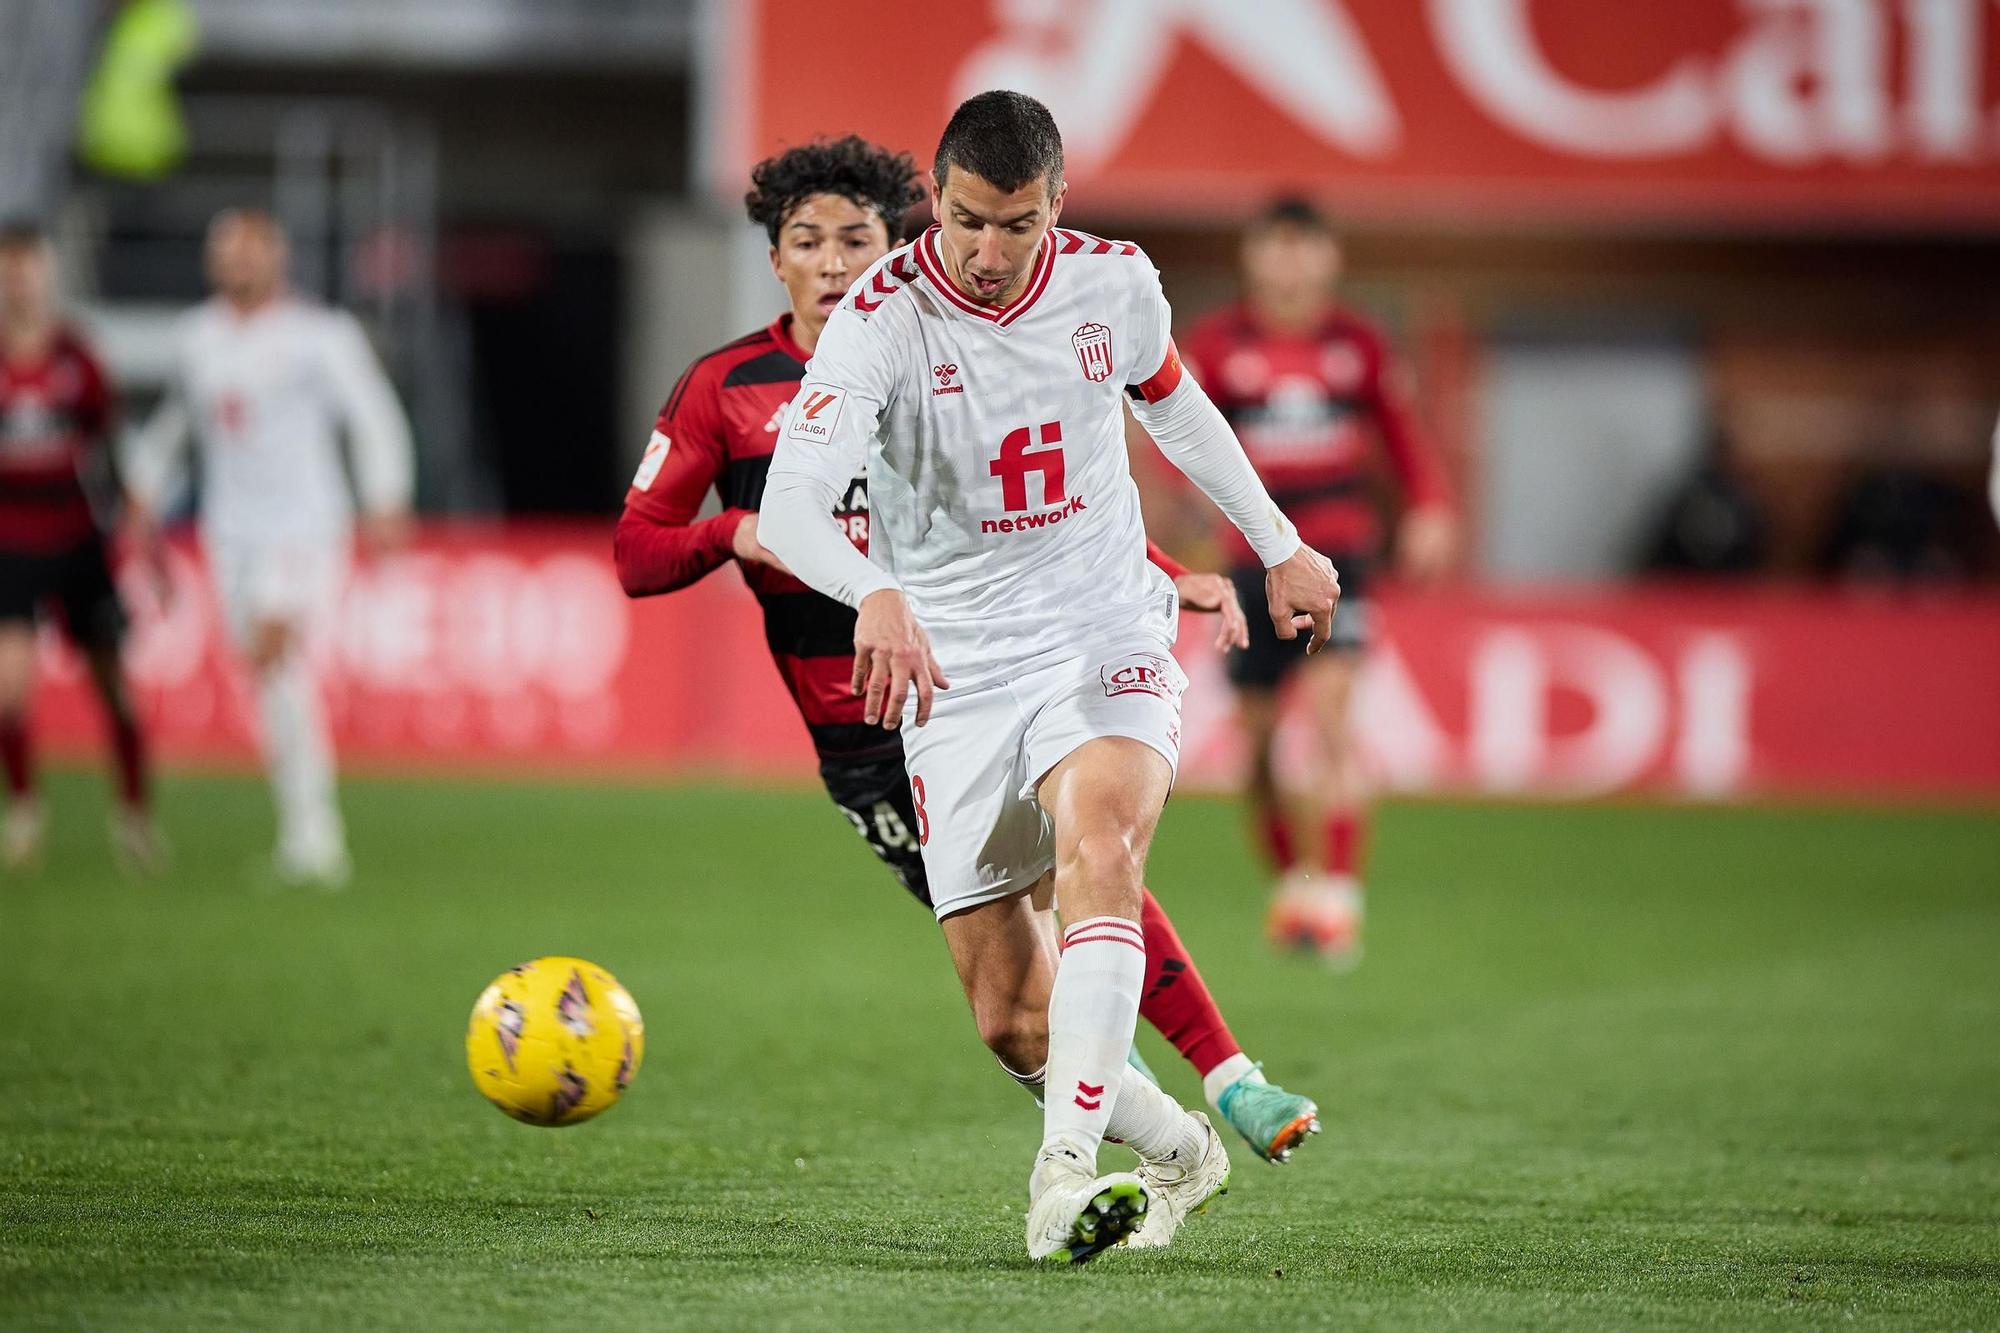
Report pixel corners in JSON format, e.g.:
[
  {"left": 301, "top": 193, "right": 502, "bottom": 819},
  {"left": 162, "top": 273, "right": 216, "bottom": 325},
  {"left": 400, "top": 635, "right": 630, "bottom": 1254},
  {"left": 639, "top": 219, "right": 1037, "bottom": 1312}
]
[{"left": 1063, "top": 832, "right": 1145, "bottom": 902}]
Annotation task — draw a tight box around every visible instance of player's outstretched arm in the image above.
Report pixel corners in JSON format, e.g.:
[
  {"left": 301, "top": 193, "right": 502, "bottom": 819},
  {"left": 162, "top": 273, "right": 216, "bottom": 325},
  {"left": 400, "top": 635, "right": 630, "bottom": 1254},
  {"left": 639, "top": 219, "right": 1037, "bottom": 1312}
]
[
  {"left": 763, "top": 302, "right": 946, "bottom": 725},
  {"left": 615, "top": 361, "right": 776, "bottom": 597},
  {"left": 122, "top": 352, "right": 193, "bottom": 520},
  {"left": 323, "top": 311, "right": 416, "bottom": 538}
]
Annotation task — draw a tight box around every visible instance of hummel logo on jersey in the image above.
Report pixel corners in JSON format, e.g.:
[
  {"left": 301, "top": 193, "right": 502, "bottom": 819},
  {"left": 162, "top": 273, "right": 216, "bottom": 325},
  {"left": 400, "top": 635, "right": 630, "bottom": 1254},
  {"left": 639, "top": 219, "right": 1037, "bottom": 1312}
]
[
  {"left": 1073, "top": 322, "right": 1114, "bottom": 382},
  {"left": 931, "top": 362, "right": 963, "bottom": 396},
  {"left": 786, "top": 383, "right": 847, "bottom": 444}
]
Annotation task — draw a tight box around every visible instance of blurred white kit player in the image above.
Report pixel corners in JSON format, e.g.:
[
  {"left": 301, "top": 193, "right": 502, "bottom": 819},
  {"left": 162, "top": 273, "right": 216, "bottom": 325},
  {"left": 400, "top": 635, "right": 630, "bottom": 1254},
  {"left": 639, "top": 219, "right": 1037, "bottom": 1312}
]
[
  {"left": 763, "top": 93, "right": 1337, "bottom": 1261},
  {"left": 129, "top": 210, "right": 414, "bottom": 886}
]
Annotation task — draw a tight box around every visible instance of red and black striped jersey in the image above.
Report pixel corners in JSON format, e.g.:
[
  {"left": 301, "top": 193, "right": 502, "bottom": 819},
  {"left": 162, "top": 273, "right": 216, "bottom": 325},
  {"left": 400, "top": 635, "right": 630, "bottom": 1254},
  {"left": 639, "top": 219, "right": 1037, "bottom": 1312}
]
[
  {"left": 1181, "top": 302, "right": 1449, "bottom": 564},
  {"left": 0, "top": 326, "right": 116, "bottom": 555},
  {"left": 615, "top": 315, "right": 891, "bottom": 764}
]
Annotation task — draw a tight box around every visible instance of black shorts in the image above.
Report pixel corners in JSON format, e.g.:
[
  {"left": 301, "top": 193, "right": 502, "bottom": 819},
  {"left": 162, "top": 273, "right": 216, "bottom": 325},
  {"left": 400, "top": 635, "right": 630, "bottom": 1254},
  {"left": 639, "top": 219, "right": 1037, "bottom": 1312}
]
[
  {"left": 820, "top": 748, "right": 930, "bottom": 909},
  {"left": 1225, "top": 555, "right": 1372, "bottom": 692},
  {"left": 0, "top": 541, "right": 126, "bottom": 650}
]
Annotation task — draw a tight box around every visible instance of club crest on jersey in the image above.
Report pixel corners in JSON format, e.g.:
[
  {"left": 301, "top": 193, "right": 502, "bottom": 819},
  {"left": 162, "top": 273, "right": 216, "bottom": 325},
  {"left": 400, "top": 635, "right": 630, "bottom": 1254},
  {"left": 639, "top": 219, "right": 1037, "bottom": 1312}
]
[
  {"left": 787, "top": 383, "right": 846, "bottom": 444},
  {"left": 932, "top": 362, "right": 963, "bottom": 397},
  {"left": 1072, "top": 323, "right": 1114, "bottom": 383}
]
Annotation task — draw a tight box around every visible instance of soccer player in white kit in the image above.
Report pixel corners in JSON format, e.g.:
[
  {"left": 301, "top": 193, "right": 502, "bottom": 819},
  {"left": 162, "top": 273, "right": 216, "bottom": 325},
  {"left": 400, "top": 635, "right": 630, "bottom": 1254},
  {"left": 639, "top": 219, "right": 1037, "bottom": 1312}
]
[
  {"left": 762, "top": 93, "right": 1341, "bottom": 1262},
  {"left": 128, "top": 210, "right": 414, "bottom": 886}
]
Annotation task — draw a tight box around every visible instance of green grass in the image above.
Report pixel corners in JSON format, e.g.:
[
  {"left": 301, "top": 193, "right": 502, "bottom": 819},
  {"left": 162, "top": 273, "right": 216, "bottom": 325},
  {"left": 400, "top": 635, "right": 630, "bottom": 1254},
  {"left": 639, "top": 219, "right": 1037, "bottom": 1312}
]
[{"left": 3, "top": 770, "right": 1997, "bottom": 1330}]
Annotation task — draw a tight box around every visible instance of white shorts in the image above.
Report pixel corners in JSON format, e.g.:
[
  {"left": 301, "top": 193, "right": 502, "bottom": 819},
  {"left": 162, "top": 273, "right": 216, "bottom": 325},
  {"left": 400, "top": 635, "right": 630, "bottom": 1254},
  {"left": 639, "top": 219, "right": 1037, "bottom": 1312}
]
[
  {"left": 211, "top": 541, "right": 348, "bottom": 651},
  {"left": 900, "top": 644, "right": 1187, "bottom": 921}
]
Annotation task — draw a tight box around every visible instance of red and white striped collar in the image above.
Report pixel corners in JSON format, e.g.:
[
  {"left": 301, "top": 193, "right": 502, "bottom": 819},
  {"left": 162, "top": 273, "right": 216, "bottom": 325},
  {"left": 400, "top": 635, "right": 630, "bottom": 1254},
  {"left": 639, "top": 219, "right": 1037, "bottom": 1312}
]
[{"left": 913, "top": 225, "right": 1056, "bottom": 330}]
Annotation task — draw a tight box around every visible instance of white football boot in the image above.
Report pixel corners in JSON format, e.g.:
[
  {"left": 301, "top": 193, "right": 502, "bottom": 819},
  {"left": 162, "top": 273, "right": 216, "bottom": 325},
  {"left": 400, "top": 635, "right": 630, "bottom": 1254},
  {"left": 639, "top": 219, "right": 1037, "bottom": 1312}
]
[
  {"left": 1025, "top": 1149, "right": 1150, "bottom": 1264},
  {"left": 1125, "top": 1111, "right": 1231, "bottom": 1249},
  {"left": 274, "top": 833, "right": 351, "bottom": 891}
]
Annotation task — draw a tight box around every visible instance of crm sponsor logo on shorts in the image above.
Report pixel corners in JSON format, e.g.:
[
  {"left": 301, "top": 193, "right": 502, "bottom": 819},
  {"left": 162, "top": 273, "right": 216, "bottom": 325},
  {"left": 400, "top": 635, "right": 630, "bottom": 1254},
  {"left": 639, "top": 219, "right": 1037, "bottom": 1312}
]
[{"left": 1100, "top": 654, "right": 1181, "bottom": 700}]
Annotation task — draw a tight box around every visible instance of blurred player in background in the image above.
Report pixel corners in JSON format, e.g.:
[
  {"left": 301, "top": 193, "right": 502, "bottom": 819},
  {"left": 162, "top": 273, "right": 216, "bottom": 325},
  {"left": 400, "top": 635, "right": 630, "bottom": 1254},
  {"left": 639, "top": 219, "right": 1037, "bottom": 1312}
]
[
  {"left": 1181, "top": 198, "right": 1457, "bottom": 967},
  {"left": 128, "top": 209, "right": 414, "bottom": 888},
  {"left": 0, "top": 221, "right": 158, "bottom": 871},
  {"left": 616, "top": 136, "right": 1322, "bottom": 1171}
]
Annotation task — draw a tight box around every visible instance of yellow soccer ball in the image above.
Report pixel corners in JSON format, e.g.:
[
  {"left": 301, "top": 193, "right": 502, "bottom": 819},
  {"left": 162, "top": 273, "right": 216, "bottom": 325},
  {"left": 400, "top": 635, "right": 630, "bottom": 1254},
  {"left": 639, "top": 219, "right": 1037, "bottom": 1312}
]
[{"left": 466, "top": 956, "right": 645, "bottom": 1127}]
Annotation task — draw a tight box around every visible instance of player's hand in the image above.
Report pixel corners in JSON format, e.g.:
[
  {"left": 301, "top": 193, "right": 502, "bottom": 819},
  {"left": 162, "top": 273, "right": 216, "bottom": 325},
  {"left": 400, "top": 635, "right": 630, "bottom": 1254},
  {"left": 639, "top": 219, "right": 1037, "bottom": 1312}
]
[
  {"left": 730, "top": 512, "right": 792, "bottom": 574},
  {"left": 852, "top": 588, "right": 950, "bottom": 729},
  {"left": 1265, "top": 545, "right": 1342, "bottom": 654},
  {"left": 1173, "top": 572, "right": 1250, "bottom": 652},
  {"left": 361, "top": 508, "right": 416, "bottom": 555},
  {"left": 1397, "top": 505, "right": 1457, "bottom": 584}
]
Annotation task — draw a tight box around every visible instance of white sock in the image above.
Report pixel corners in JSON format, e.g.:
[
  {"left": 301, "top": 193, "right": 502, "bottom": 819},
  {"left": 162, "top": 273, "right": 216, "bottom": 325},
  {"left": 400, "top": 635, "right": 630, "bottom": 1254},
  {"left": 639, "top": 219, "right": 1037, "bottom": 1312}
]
[
  {"left": 999, "top": 1058, "right": 1046, "bottom": 1109},
  {"left": 1202, "top": 1052, "right": 1260, "bottom": 1109},
  {"left": 1041, "top": 916, "right": 1146, "bottom": 1167},
  {"left": 1103, "top": 1067, "right": 1205, "bottom": 1167},
  {"left": 255, "top": 656, "right": 343, "bottom": 859}
]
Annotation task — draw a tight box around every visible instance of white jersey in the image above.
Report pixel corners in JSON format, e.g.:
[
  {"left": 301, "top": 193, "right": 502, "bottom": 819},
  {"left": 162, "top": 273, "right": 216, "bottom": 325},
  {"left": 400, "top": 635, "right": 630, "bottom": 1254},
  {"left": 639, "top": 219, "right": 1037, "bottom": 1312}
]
[
  {"left": 130, "top": 295, "right": 414, "bottom": 550},
  {"left": 769, "top": 226, "right": 1187, "bottom": 690}
]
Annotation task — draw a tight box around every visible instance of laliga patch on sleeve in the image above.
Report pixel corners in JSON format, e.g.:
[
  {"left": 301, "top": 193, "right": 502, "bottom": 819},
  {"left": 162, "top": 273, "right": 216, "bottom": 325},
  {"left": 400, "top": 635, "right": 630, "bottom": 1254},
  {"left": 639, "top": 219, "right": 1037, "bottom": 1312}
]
[
  {"left": 787, "top": 383, "right": 847, "bottom": 445},
  {"left": 632, "top": 430, "right": 671, "bottom": 490}
]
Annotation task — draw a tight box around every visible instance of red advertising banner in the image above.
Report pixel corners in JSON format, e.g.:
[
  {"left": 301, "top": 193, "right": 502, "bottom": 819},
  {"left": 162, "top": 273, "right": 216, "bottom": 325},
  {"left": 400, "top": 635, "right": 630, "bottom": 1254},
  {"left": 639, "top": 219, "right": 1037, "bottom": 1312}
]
[
  {"left": 26, "top": 525, "right": 2000, "bottom": 800},
  {"left": 709, "top": 0, "right": 2000, "bottom": 226}
]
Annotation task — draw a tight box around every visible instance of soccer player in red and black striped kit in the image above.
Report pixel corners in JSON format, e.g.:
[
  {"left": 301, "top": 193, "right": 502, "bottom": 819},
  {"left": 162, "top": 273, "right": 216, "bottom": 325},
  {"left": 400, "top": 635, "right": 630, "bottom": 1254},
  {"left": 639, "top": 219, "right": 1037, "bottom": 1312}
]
[
  {"left": 615, "top": 138, "right": 1320, "bottom": 1163},
  {"left": 1180, "top": 198, "right": 1458, "bottom": 966},
  {"left": 0, "top": 221, "right": 158, "bottom": 870}
]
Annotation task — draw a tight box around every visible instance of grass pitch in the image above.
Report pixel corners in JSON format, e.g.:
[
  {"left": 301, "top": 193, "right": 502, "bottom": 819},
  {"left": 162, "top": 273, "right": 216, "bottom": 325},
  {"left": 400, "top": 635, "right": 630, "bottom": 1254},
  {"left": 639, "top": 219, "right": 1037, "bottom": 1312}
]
[{"left": 3, "top": 770, "right": 1997, "bottom": 1330}]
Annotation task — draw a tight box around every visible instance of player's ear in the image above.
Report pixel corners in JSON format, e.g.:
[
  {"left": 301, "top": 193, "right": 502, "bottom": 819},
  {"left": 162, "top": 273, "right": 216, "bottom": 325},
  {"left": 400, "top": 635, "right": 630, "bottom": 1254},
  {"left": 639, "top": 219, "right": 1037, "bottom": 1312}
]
[
  {"left": 768, "top": 245, "right": 782, "bottom": 280},
  {"left": 929, "top": 171, "right": 944, "bottom": 222},
  {"left": 1048, "top": 179, "right": 1067, "bottom": 225}
]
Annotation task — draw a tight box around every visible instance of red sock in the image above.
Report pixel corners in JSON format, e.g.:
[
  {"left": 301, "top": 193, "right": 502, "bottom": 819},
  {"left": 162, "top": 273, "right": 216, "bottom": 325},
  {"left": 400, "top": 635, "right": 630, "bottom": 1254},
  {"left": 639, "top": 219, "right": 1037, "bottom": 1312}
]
[
  {"left": 1137, "top": 887, "right": 1242, "bottom": 1077},
  {"left": 1325, "top": 809, "right": 1369, "bottom": 876},
  {"left": 1256, "top": 806, "right": 1296, "bottom": 872},
  {"left": 109, "top": 710, "right": 149, "bottom": 810},
  {"left": 0, "top": 713, "right": 31, "bottom": 800}
]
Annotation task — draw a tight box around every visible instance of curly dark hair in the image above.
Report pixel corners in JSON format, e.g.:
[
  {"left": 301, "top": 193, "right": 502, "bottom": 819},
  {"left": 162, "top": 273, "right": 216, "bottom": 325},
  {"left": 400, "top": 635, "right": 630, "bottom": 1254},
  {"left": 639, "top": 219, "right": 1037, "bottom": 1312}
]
[{"left": 743, "top": 136, "right": 926, "bottom": 245}]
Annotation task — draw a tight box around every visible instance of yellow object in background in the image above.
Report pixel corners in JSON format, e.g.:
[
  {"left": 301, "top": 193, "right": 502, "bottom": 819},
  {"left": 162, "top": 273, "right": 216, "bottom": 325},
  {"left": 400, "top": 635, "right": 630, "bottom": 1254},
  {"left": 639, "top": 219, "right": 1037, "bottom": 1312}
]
[
  {"left": 466, "top": 956, "right": 646, "bottom": 1127},
  {"left": 78, "top": 0, "right": 200, "bottom": 180}
]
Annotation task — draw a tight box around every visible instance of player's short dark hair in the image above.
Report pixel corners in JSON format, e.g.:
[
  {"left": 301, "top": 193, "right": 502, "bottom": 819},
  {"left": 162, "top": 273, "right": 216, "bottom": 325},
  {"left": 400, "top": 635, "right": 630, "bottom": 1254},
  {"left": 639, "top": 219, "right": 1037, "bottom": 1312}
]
[
  {"left": 933, "top": 91, "right": 1064, "bottom": 198},
  {"left": 1251, "top": 195, "right": 1334, "bottom": 235},
  {"left": 744, "top": 136, "right": 926, "bottom": 246},
  {"left": 0, "top": 218, "right": 49, "bottom": 250}
]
